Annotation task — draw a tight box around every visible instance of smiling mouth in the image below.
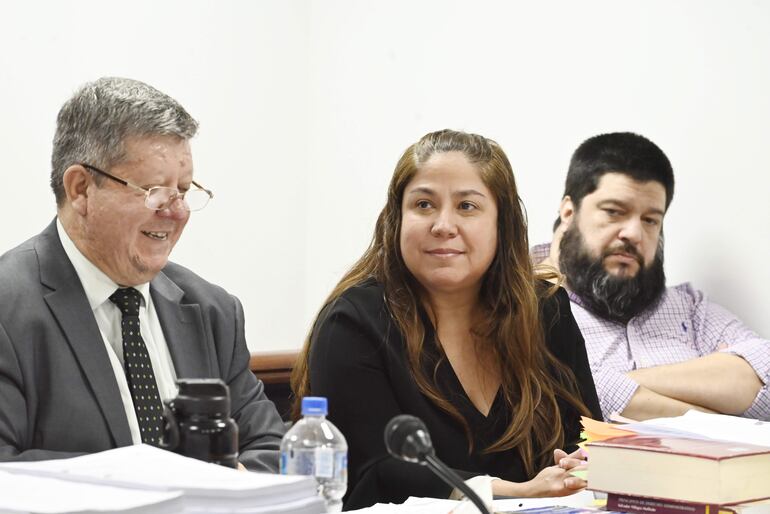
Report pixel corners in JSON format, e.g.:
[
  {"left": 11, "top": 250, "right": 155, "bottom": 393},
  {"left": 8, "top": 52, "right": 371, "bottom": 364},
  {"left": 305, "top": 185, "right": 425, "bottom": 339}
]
[{"left": 142, "top": 231, "right": 169, "bottom": 241}]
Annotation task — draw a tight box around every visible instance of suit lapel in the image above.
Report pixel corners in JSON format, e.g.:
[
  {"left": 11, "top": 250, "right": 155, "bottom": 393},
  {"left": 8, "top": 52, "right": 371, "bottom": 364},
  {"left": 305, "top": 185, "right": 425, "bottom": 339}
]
[
  {"left": 150, "top": 272, "right": 214, "bottom": 378},
  {"left": 37, "top": 220, "right": 133, "bottom": 447}
]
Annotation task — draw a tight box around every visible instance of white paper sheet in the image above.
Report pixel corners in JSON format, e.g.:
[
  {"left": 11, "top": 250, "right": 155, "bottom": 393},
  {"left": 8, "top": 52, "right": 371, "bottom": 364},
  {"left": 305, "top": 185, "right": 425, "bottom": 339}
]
[
  {"left": 621, "top": 410, "right": 770, "bottom": 447},
  {"left": 0, "top": 469, "right": 183, "bottom": 514},
  {"left": 348, "top": 490, "right": 597, "bottom": 513}
]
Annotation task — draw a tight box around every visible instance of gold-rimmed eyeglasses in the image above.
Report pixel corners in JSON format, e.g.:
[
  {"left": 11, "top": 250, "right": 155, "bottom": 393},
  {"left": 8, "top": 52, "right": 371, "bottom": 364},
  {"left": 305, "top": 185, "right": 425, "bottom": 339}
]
[{"left": 81, "top": 163, "right": 213, "bottom": 212}]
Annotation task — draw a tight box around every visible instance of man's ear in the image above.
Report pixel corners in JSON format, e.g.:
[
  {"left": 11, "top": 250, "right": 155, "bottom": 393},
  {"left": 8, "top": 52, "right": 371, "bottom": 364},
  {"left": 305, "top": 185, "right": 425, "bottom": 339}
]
[
  {"left": 559, "top": 196, "right": 575, "bottom": 229},
  {"left": 62, "top": 165, "right": 91, "bottom": 216}
]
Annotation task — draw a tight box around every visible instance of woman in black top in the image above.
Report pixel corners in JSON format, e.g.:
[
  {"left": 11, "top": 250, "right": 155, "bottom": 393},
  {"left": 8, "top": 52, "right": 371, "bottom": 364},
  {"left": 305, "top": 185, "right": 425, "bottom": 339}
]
[{"left": 293, "top": 129, "right": 602, "bottom": 510}]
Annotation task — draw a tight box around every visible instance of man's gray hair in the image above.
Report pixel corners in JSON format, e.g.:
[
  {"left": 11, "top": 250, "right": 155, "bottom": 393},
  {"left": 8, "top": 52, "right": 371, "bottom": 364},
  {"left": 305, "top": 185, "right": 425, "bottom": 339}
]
[{"left": 51, "top": 77, "right": 199, "bottom": 206}]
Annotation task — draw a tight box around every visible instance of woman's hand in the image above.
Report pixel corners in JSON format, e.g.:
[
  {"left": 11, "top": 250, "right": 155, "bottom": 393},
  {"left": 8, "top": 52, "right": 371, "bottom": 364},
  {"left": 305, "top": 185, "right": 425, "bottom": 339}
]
[
  {"left": 491, "top": 466, "right": 585, "bottom": 497},
  {"left": 490, "top": 448, "right": 588, "bottom": 497},
  {"left": 491, "top": 462, "right": 587, "bottom": 498},
  {"left": 553, "top": 448, "right": 587, "bottom": 470},
  {"left": 522, "top": 464, "right": 586, "bottom": 497}
]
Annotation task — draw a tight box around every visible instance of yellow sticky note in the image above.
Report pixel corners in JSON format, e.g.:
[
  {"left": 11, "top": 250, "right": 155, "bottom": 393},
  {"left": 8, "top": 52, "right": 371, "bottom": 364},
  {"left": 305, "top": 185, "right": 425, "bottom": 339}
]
[{"left": 569, "top": 469, "right": 588, "bottom": 480}]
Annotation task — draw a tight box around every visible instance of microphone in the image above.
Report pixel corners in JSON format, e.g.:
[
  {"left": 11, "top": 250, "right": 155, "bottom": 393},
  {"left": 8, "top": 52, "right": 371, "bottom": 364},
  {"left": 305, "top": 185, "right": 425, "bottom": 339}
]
[{"left": 384, "top": 415, "right": 492, "bottom": 514}]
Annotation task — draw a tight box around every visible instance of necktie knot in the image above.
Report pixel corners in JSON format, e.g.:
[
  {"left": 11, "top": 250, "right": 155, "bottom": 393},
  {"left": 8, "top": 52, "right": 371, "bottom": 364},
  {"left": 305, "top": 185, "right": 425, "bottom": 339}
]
[{"left": 109, "top": 287, "right": 142, "bottom": 317}]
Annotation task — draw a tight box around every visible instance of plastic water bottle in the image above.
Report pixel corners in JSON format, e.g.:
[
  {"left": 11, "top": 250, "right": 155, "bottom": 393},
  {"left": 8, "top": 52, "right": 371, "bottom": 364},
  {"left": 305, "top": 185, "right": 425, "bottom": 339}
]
[{"left": 280, "top": 397, "right": 348, "bottom": 512}]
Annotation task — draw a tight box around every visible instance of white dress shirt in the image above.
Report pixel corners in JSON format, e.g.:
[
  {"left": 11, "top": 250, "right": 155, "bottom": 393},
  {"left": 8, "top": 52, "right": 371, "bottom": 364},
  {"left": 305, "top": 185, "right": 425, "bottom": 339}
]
[{"left": 57, "top": 219, "right": 179, "bottom": 444}]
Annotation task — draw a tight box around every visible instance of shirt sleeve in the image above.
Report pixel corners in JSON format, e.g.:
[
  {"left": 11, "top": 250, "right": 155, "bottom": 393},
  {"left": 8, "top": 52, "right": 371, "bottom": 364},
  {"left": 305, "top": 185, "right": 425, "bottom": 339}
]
[
  {"left": 591, "top": 367, "right": 640, "bottom": 421},
  {"left": 683, "top": 284, "right": 770, "bottom": 419}
]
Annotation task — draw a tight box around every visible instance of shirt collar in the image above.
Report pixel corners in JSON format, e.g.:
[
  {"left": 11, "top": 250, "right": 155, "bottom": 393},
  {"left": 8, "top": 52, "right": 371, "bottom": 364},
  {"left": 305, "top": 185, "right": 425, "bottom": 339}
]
[{"left": 56, "top": 218, "right": 150, "bottom": 310}]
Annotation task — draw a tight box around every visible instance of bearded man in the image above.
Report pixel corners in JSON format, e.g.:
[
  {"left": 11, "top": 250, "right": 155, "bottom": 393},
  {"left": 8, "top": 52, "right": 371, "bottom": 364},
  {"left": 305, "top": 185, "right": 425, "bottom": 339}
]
[{"left": 535, "top": 132, "right": 770, "bottom": 421}]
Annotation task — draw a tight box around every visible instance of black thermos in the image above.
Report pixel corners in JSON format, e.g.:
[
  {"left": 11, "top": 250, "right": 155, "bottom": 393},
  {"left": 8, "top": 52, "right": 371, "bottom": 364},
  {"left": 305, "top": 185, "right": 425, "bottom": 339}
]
[{"left": 160, "top": 378, "right": 239, "bottom": 468}]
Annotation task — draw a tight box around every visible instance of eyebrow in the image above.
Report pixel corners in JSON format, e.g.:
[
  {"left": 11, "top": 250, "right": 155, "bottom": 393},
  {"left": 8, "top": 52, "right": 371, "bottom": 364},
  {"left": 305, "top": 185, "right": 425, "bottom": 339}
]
[
  {"left": 405, "top": 186, "right": 487, "bottom": 198},
  {"left": 597, "top": 199, "right": 665, "bottom": 217}
]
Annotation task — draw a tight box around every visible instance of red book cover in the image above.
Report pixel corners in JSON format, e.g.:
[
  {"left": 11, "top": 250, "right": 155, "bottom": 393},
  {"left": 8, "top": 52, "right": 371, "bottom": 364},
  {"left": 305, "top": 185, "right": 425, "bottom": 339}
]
[{"left": 590, "top": 435, "right": 770, "bottom": 460}]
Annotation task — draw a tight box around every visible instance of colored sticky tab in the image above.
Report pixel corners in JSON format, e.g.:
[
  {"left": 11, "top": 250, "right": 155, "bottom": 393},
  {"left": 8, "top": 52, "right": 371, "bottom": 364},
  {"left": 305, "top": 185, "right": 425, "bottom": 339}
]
[
  {"left": 569, "top": 469, "right": 588, "bottom": 480},
  {"left": 580, "top": 416, "right": 636, "bottom": 441}
]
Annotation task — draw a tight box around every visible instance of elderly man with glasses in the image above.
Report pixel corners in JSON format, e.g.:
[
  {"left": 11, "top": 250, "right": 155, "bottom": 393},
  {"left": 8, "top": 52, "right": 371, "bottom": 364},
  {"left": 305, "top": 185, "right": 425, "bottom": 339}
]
[{"left": 0, "top": 77, "right": 286, "bottom": 469}]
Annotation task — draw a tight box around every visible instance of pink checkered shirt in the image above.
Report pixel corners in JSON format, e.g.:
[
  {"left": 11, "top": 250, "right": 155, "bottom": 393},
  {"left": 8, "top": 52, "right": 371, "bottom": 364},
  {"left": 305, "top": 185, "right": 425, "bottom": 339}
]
[{"left": 532, "top": 243, "right": 770, "bottom": 420}]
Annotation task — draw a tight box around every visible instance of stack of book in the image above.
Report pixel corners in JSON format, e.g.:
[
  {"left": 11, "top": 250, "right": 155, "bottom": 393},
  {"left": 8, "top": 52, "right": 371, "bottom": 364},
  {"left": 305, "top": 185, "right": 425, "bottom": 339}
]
[
  {"left": 586, "top": 430, "right": 770, "bottom": 514},
  {"left": 0, "top": 444, "right": 325, "bottom": 513}
]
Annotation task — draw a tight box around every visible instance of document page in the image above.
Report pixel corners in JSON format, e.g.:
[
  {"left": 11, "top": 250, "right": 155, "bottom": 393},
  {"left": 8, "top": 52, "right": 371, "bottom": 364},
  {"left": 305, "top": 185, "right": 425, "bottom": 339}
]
[
  {"left": 0, "top": 469, "right": 183, "bottom": 514},
  {"left": 622, "top": 411, "right": 770, "bottom": 447}
]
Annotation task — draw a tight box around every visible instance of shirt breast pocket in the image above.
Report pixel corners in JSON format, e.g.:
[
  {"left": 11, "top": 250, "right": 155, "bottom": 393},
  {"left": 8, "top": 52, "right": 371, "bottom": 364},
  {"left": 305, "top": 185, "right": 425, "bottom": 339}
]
[{"left": 634, "top": 318, "right": 701, "bottom": 367}]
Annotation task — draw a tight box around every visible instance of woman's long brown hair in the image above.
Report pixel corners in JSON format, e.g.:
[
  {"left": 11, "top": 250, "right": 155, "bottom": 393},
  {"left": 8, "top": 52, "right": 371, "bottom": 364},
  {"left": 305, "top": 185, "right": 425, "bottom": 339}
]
[{"left": 291, "top": 129, "right": 591, "bottom": 476}]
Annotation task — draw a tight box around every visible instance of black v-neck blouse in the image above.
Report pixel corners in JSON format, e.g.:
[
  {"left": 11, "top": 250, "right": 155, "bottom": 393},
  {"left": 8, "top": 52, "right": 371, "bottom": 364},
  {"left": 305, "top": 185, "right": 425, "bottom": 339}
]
[{"left": 308, "top": 280, "right": 602, "bottom": 510}]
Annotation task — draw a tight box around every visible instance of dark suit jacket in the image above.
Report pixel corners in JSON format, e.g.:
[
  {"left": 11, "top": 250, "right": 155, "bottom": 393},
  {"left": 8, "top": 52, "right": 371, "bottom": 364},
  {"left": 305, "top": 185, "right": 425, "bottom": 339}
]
[{"left": 0, "top": 220, "right": 285, "bottom": 471}]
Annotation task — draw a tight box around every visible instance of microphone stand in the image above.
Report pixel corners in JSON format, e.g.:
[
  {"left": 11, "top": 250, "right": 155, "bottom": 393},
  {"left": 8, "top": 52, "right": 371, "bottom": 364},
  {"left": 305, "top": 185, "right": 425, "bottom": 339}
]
[{"left": 424, "top": 453, "right": 492, "bottom": 514}]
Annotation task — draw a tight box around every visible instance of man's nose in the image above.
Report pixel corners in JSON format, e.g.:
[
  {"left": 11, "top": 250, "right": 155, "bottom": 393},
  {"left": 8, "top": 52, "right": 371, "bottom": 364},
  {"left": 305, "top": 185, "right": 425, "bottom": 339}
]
[
  {"left": 155, "top": 197, "right": 188, "bottom": 220},
  {"left": 618, "top": 217, "right": 643, "bottom": 245}
]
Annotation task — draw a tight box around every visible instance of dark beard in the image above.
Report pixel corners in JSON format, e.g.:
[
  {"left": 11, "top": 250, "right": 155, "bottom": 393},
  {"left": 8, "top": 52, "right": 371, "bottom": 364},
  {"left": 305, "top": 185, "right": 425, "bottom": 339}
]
[{"left": 559, "top": 226, "right": 666, "bottom": 324}]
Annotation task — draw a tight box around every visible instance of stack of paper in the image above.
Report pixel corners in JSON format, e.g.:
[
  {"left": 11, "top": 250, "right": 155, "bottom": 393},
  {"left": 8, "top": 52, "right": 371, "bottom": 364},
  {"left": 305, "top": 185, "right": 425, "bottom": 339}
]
[
  {"left": 0, "top": 445, "right": 325, "bottom": 514},
  {"left": 0, "top": 469, "right": 183, "bottom": 514}
]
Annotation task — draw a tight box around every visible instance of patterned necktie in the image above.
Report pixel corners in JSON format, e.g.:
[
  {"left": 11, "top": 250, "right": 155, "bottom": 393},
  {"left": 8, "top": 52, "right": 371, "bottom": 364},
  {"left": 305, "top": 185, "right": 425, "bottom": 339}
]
[{"left": 109, "top": 287, "right": 164, "bottom": 445}]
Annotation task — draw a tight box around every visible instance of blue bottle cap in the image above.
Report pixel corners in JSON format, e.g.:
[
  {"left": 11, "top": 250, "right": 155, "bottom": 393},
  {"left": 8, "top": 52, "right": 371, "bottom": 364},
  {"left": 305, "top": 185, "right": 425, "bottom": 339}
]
[{"left": 301, "top": 396, "right": 328, "bottom": 416}]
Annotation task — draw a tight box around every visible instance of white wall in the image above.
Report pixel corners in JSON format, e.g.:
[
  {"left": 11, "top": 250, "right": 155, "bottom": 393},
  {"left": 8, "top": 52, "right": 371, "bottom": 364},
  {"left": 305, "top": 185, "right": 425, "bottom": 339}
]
[
  {"left": 1, "top": 0, "right": 768, "bottom": 352},
  {"left": 0, "top": 0, "right": 310, "bottom": 352}
]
